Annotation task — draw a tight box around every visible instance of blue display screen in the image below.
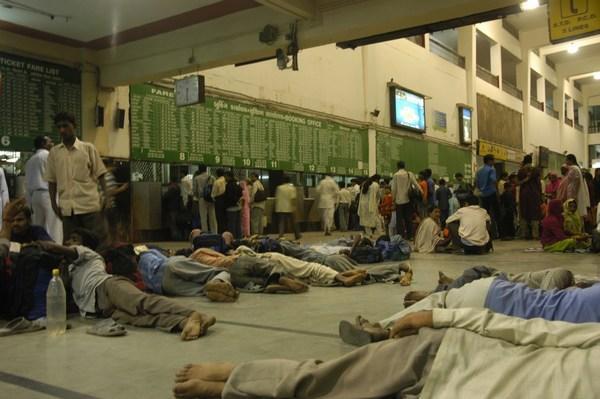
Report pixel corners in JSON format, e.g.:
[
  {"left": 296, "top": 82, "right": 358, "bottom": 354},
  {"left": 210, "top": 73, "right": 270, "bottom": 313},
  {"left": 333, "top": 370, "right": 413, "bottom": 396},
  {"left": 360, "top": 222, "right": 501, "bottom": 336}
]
[{"left": 392, "top": 87, "right": 425, "bottom": 132}]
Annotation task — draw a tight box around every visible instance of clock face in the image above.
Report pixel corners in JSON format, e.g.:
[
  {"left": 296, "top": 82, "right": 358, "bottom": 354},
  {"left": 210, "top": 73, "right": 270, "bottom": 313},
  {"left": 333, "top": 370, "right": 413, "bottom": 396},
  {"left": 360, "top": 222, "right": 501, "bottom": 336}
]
[{"left": 175, "top": 77, "right": 200, "bottom": 106}]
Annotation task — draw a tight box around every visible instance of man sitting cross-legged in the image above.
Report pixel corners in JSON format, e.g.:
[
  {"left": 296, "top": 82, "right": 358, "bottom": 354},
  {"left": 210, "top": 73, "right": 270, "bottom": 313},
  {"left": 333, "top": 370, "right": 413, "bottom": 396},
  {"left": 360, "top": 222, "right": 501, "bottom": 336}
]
[
  {"left": 339, "top": 266, "right": 592, "bottom": 346},
  {"left": 172, "top": 308, "right": 600, "bottom": 398},
  {"left": 37, "top": 229, "right": 215, "bottom": 341}
]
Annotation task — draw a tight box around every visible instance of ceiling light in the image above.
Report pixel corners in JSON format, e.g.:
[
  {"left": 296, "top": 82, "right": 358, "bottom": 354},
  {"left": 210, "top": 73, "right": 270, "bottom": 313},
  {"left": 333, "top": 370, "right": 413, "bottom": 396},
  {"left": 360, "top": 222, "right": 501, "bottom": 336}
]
[
  {"left": 594, "top": 72, "right": 600, "bottom": 80},
  {"left": 520, "top": 0, "right": 540, "bottom": 11},
  {"left": 567, "top": 42, "right": 579, "bottom": 54}
]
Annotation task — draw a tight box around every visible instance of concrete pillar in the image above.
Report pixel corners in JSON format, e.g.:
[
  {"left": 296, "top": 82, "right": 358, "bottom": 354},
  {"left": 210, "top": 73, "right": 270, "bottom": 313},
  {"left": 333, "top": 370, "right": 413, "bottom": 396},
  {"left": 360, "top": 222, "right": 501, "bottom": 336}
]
[
  {"left": 458, "top": 26, "right": 477, "bottom": 173},
  {"left": 518, "top": 50, "right": 531, "bottom": 154},
  {"left": 490, "top": 42, "right": 502, "bottom": 83},
  {"left": 368, "top": 128, "right": 377, "bottom": 176},
  {"left": 536, "top": 76, "right": 545, "bottom": 104}
]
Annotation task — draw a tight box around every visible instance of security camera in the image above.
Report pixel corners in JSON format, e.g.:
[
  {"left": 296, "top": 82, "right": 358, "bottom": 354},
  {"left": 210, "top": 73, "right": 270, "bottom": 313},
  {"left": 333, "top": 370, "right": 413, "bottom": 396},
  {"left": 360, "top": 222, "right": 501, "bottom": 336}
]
[
  {"left": 370, "top": 108, "right": 380, "bottom": 117},
  {"left": 276, "top": 48, "right": 289, "bottom": 70}
]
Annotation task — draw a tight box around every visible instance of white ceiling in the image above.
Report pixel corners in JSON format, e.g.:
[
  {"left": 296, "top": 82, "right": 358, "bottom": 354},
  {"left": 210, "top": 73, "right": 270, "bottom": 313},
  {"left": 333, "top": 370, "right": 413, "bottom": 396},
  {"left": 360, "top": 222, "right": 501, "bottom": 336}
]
[
  {"left": 0, "top": 0, "right": 219, "bottom": 41},
  {"left": 547, "top": 42, "right": 600, "bottom": 65},
  {"left": 504, "top": 4, "right": 548, "bottom": 32}
]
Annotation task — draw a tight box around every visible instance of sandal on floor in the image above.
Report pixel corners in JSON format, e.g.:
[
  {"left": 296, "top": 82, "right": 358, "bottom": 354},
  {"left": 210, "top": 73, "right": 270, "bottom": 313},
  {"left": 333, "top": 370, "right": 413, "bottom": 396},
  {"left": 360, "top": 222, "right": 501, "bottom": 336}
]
[
  {"left": 0, "top": 317, "right": 44, "bottom": 337},
  {"left": 86, "top": 319, "right": 127, "bottom": 337}
]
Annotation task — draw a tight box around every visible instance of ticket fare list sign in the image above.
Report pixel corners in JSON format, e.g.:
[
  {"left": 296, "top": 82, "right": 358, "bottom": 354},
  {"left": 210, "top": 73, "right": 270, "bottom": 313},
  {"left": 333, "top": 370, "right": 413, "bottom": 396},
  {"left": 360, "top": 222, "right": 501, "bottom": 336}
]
[
  {"left": 130, "top": 84, "right": 369, "bottom": 175},
  {"left": 0, "top": 52, "right": 81, "bottom": 151}
]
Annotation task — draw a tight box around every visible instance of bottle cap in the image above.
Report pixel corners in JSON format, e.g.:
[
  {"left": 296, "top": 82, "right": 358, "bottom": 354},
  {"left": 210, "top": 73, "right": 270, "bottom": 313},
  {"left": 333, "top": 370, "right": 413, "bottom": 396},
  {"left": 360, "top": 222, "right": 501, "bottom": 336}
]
[{"left": 52, "top": 269, "right": 60, "bottom": 277}]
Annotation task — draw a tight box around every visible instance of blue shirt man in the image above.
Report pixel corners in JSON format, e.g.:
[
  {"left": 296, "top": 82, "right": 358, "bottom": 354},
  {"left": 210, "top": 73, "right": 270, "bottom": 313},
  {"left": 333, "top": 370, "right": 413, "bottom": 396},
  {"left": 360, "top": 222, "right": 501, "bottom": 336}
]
[{"left": 475, "top": 154, "right": 497, "bottom": 198}]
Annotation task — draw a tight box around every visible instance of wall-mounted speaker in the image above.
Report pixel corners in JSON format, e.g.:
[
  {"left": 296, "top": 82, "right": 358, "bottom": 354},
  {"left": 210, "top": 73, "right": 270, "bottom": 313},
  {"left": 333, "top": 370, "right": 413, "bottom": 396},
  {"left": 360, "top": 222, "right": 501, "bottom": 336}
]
[
  {"left": 115, "top": 108, "right": 125, "bottom": 129},
  {"left": 95, "top": 105, "right": 104, "bottom": 127}
]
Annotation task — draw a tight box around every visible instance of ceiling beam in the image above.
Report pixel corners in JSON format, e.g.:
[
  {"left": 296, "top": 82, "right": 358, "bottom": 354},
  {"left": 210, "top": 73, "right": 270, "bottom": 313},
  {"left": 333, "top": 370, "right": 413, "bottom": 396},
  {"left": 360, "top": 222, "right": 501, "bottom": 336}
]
[
  {"left": 255, "top": 0, "right": 316, "bottom": 19},
  {"left": 556, "top": 54, "right": 600, "bottom": 78},
  {"left": 540, "top": 34, "right": 600, "bottom": 55}
]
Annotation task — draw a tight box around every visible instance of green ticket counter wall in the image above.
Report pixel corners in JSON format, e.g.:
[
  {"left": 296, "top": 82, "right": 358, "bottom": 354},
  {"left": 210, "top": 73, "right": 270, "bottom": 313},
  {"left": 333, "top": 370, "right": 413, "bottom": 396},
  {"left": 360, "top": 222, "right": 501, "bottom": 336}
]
[
  {"left": 376, "top": 131, "right": 472, "bottom": 179},
  {"left": 130, "top": 83, "right": 369, "bottom": 176},
  {"left": 0, "top": 51, "right": 81, "bottom": 151}
]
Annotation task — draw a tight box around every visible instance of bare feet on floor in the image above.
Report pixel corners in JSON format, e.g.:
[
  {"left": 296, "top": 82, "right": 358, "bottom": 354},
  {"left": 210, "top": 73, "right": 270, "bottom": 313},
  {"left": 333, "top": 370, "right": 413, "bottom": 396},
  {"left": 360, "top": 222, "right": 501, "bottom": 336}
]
[
  {"left": 278, "top": 276, "right": 309, "bottom": 293},
  {"left": 175, "top": 363, "right": 235, "bottom": 383},
  {"left": 173, "top": 363, "right": 235, "bottom": 398},
  {"left": 180, "top": 312, "right": 216, "bottom": 341},
  {"left": 399, "top": 267, "right": 413, "bottom": 286},
  {"left": 403, "top": 290, "right": 430, "bottom": 308},
  {"left": 438, "top": 271, "right": 454, "bottom": 285},
  {"left": 336, "top": 269, "right": 367, "bottom": 286},
  {"left": 173, "top": 379, "right": 225, "bottom": 399},
  {"left": 205, "top": 280, "right": 239, "bottom": 303}
]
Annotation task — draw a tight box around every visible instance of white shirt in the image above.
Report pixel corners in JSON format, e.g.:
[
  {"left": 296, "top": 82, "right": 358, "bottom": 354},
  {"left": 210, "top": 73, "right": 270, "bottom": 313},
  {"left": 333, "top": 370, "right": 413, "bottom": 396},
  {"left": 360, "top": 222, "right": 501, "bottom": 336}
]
[
  {"left": 250, "top": 180, "right": 266, "bottom": 210},
  {"left": 339, "top": 188, "right": 353, "bottom": 204},
  {"left": 69, "top": 246, "right": 111, "bottom": 315},
  {"left": 275, "top": 183, "right": 297, "bottom": 213},
  {"left": 316, "top": 176, "right": 339, "bottom": 209},
  {"left": 25, "top": 149, "right": 49, "bottom": 203},
  {"left": 445, "top": 205, "right": 491, "bottom": 246},
  {"left": 349, "top": 184, "right": 360, "bottom": 197},
  {"left": 391, "top": 169, "right": 420, "bottom": 205}
]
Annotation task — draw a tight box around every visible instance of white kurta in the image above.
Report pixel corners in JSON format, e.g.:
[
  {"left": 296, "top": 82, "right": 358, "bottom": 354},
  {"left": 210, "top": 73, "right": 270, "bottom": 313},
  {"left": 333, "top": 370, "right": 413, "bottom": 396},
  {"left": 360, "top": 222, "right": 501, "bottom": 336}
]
[
  {"left": 316, "top": 176, "right": 339, "bottom": 209},
  {"left": 357, "top": 182, "right": 380, "bottom": 228}
]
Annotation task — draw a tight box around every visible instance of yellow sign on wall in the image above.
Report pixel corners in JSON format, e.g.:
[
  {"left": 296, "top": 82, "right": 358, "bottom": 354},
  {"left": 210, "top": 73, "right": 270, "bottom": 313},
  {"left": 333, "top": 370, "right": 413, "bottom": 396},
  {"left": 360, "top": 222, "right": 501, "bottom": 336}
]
[
  {"left": 549, "top": 0, "right": 600, "bottom": 43},
  {"left": 478, "top": 140, "right": 508, "bottom": 161}
]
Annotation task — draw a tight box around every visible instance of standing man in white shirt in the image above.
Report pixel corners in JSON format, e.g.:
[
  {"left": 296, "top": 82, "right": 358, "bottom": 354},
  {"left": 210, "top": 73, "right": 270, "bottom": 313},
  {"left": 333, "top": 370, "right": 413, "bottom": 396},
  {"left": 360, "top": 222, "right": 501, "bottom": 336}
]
[
  {"left": 25, "top": 135, "right": 62, "bottom": 243},
  {"left": 275, "top": 175, "right": 301, "bottom": 240},
  {"left": 45, "top": 111, "right": 108, "bottom": 245},
  {"left": 193, "top": 164, "right": 217, "bottom": 233},
  {"left": 0, "top": 166, "right": 8, "bottom": 229},
  {"left": 338, "top": 183, "right": 353, "bottom": 232},
  {"left": 249, "top": 172, "right": 266, "bottom": 235},
  {"left": 391, "top": 161, "right": 421, "bottom": 240},
  {"left": 316, "top": 173, "right": 340, "bottom": 236}
]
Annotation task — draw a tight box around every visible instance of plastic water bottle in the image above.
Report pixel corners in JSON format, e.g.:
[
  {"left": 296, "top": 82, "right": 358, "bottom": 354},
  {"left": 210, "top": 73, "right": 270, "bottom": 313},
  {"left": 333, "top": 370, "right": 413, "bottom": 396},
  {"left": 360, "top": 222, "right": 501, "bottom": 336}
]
[{"left": 46, "top": 269, "right": 66, "bottom": 336}]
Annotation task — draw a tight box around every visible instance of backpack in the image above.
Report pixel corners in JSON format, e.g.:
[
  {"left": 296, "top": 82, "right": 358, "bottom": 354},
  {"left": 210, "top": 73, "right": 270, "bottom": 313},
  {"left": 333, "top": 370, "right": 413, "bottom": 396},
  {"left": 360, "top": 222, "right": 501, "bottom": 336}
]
[
  {"left": 253, "top": 187, "right": 267, "bottom": 203},
  {"left": 224, "top": 182, "right": 243, "bottom": 208},
  {"left": 192, "top": 233, "right": 226, "bottom": 253},
  {"left": 203, "top": 177, "right": 215, "bottom": 203},
  {"left": 350, "top": 246, "right": 383, "bottom": 264}
]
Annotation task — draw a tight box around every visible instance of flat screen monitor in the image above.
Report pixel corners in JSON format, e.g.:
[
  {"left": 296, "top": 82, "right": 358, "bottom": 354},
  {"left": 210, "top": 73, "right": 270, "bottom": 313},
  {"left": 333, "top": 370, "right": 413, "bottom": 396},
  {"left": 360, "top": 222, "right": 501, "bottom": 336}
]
[
  {"left": 389, "top": 85, "right": 426, "bottom": 133},
  {"left": 458, "top": 105, "right": 472, "bottom": 145}
]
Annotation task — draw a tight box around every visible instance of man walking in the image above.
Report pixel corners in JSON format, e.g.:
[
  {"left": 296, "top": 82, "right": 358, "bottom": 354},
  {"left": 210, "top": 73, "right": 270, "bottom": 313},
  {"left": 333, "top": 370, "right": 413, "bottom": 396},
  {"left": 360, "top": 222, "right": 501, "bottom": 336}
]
[
  {"left": 25, "top": 136, "right": 62, "bottom": 243},
  {"left": 193, "top": 165, "right": 217, "bottom": 233},
  {"left": 211, "top": 169, "right": 227, "bottom": 234},
  {"left": 45, "top": 112, "right": 107, "bottom": 245},
  {"left": 475, "top": 154, "right": 499, "bottom": 238},
  {"left": 338, "top": 183, "right": 353, "bottom": 232},
  {"left": 391, "top": 161, "right": 421, "bottom": 240},
  {"left": 316, "top": 173, "right": 339, "bottom": 236},
  {"left": 249, "top": 172, "right": 266, "bottom": 235},
  {"left": 275, "top": 175, "right": 301, "bottom": 240}
]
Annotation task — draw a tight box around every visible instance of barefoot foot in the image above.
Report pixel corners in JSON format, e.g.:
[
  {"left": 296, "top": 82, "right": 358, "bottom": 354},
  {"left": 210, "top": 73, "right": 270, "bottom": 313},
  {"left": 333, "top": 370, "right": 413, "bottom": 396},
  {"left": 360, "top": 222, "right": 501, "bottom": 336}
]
[
  {"left": 180, "top": 313, "right": 216, "bottom": 341},
  {"left": 173, "top": 379, "right": 224, "bottom": 399},
  {"left": 175, "top": 363, "right": 235, "bottom": 383}
]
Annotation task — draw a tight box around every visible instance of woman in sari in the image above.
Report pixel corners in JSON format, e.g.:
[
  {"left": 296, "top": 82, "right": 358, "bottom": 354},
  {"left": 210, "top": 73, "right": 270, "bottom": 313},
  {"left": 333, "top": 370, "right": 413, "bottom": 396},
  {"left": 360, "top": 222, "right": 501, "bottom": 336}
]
[
  {"left": 541, "top": 199, "right": 588, "bottom": 252},
  {"left": 358, "top": 174, "right": 381, "bottom": 238},
  {"left": 413, "top": 206, "right": 449, "bottom": 253}
]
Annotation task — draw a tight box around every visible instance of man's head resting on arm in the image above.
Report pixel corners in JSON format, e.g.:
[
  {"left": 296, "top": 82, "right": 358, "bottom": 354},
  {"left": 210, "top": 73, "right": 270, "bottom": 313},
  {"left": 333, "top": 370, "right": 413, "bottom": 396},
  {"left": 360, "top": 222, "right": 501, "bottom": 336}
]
[{"left": 65, "top": 228, "right": 100, "bottom": 251}]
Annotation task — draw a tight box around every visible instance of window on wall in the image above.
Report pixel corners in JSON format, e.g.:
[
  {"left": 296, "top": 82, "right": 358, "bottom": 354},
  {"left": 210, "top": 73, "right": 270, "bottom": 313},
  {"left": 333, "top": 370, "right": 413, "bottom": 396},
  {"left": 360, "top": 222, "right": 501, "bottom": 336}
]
[
  {"left": 574, "top": 101, "right": 583, "bottom": 131},
  {"left": 589, "top": 105, "right": 600, "bottom": 133},
  {"left": 429, "top": 29, "right": 465, "bottom": 68},
  {"left": 589, "top": 145, "right": 600, "bottom": 168},
  {"left": 564, "top": 94, "right": 572, "bottom": 126},
  {"left": 501, "top": 48, "right": 522, "bottom": 99},
  {"left": 530, "top": 69, "right": 543, "bottom": 110},
  {"left": 545, "top": 80, "right": 558, "bottom": 118},
  {"left": 406, "top": 35, "right": 425, "bottom": 47},
  {"left": 476, "top": 30, "right": 492, "bottom": 71}
]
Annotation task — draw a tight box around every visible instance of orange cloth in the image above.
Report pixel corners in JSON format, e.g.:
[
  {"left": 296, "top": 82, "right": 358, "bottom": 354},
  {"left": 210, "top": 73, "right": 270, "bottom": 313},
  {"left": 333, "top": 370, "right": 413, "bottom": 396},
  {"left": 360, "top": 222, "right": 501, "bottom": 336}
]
[
  {"left": 419, "top": 181, "right": 428, "bottom": 203},
  {"left": 379, "top": 194, "right": 394, "bottom": 218},
  {"left": 189, "top": 248, "right": 238, "bottom": 268}
]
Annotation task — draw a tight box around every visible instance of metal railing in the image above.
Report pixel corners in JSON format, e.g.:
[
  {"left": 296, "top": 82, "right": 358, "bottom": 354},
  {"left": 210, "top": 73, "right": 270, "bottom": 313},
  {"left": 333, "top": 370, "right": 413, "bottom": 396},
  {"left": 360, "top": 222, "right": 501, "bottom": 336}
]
[
  {"left": 476, "top": 65, "right": 500, "bottom": 87},
  {"left": 565, "top": 117, "right": 573, "bottom": 127},
  {"left": 502, "top": 79, "right": 523, "bottom": 100},
  {"left": 530, "top": 98, "right": 544, "bottom": 111},
  {"left": 429, "top": 37, "right": 465, "bottom": 68},
  {"left": 575, "top": 123, "right": 584, "bottom": 132},
  {"left": 589, "top": 125, "right": 600, "bottom": 134},
  {"left": 546, "top": 106, "right": 559, "bottom": 119}
]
